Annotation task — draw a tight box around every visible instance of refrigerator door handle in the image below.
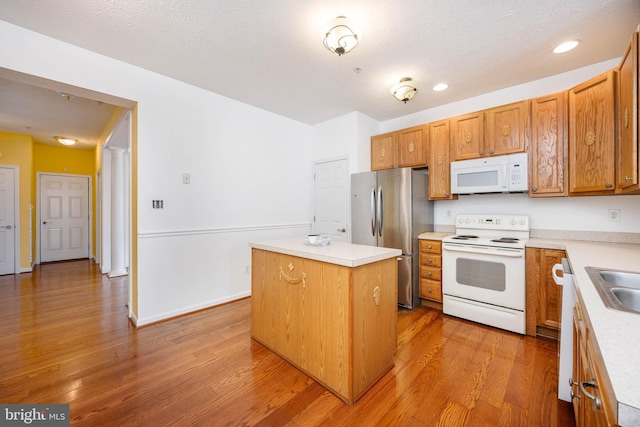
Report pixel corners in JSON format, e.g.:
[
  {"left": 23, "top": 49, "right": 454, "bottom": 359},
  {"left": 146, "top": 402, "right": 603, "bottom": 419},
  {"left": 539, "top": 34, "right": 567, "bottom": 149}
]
[
  {"left": 370, "top": 188, "right": 376, "bottom": 237},
  {"left": 377, "top": 185, "right": 383, "bottom": 237}
]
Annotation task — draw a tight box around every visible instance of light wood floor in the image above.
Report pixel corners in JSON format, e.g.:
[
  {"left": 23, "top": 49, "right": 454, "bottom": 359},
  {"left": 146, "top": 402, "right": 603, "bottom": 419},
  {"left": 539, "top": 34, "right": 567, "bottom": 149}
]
[{"left": 0, "top": 260, "right": 575, "bottom": 426}]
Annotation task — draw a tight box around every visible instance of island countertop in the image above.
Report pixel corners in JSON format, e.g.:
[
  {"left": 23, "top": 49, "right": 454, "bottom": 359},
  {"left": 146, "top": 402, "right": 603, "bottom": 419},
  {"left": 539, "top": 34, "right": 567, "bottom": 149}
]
[{"left": 249, "top": 238, "right": 401, "bottom": 268}]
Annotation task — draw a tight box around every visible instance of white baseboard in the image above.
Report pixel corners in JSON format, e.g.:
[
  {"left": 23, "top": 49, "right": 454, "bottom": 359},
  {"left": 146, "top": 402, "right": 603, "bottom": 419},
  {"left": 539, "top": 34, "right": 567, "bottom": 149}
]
[{"left": 134, "top": 291, "right": 251, "bottom": 327}]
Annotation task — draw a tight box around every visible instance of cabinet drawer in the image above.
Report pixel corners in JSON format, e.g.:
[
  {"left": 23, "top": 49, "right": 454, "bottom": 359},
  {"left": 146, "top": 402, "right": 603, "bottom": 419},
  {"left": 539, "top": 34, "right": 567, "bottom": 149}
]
[
  {"left": 420, "top": 278, "right": 442, "bottom": 302},
  {"left": 420, "top": 266, "right": 441, "bottom": 281},
  {"left": 420, "top": 254, "right": 442, "bottom": 267},
  {"left": 419, "top": 240, "right": 442, "bottom": 254}
]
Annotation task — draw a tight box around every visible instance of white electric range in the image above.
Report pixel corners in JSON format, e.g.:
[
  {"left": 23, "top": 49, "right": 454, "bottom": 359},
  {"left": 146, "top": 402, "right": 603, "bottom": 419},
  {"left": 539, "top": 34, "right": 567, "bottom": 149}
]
[{"left": 442, "top": 214, "right": 529, "bottom": 334}]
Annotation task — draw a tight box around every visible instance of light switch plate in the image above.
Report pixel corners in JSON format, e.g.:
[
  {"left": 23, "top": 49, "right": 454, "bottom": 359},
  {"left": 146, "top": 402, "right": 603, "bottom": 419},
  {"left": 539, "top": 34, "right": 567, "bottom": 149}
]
[{"left": 183, "top": 173, "right": 191, "bottom": 184}]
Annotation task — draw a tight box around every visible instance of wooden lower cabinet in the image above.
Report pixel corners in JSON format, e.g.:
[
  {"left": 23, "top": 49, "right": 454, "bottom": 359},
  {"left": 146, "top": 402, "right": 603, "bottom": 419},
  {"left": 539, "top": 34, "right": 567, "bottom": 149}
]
[
  {"left": 525, "top": 247, "right": 564, "bottom": 338},
  {"left": 419, "top": 240, "right": 442, "bottom": 303},
  {"left": 571, "top": 300, "right": 617, "bottom": 426},
  {"left": 250, "top": 248, "right": 397, "bottom": 404}
]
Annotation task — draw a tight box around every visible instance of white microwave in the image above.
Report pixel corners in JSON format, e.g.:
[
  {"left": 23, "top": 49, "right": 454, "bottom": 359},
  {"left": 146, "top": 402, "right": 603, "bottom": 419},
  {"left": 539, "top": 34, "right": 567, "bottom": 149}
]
[{"left": 450, "top": 153, "right": 528, "bottom": 194}]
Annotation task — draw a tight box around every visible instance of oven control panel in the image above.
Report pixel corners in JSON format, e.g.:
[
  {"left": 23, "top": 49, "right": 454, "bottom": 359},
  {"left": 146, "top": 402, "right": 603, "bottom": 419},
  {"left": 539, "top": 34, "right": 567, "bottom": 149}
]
[{"left": 455, "top": 214, "right": 529, "bottom": 231}]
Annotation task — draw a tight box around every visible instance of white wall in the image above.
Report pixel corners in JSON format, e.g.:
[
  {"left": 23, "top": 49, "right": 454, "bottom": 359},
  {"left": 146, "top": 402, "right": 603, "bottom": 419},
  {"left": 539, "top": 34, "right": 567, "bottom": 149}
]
[
  {"left": 312, "top": 111, "right": 379, "bottom": 173},
  {"left": 0, "top": 20, "right": 314, "bottom": 325},
  {"left": 434, "top": 193, "right": 640, "bottom": 234}
]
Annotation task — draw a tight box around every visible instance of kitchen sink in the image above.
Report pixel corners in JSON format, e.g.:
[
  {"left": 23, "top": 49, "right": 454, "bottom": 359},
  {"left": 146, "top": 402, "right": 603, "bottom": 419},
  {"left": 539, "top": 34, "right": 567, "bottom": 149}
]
[
  {"left": 598, "top": 271, "right": 640, "bottom": 289},
  {"left": 585, "top": 267, "right": 640, "bottom": 314}
]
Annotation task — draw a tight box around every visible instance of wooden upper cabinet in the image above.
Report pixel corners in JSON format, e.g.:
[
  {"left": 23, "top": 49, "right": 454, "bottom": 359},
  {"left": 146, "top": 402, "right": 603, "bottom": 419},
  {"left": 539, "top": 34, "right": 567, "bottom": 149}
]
[
  {"left": 617, "top": 31, "right": 639, "bottom": 193},
  {"left": 428, "top": 120, "right": 456, "bottom": 200},
  {"left": 485, "top": 100, "right": 531, "bottom": 156},
  {"left": 371, "top": 132, "right": 396, "bottom": 170},
  {"left": 569, "top": 70, "right": 616, "bottom": 195},
  {"left": 451, "top": 111, "right": 484, "bottom": 160},
  {"left": 530, "top": 92, "right": 568, "bottom": 197},
  {"left": 397, "top": 124, "right": 428, "bottom": 167}
]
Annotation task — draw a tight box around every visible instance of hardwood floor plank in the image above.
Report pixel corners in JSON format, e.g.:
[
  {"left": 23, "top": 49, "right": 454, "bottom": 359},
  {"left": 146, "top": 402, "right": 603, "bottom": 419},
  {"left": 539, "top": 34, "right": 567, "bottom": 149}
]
[{"left": 0, "top": 260, "right": 575, "bottom": 426}]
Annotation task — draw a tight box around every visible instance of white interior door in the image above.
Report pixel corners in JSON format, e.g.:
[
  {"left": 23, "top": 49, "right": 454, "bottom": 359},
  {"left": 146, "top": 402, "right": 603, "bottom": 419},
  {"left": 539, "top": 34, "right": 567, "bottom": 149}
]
[
  {"left": 40, "top": 174, "right": 90, "bottom": 262},
  {"left": 0, "top": 167, "right": 16, "bottom": 275},
  {"left": 313, "top": 158, "right": 349, "bottom": 243}
]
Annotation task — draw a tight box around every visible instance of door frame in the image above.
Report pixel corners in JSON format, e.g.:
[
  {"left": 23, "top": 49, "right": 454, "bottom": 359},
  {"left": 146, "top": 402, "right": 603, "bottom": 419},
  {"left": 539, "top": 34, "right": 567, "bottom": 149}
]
[
  {"left": 36, "top": 172, "right": 92, "bottom": 265},
  {"left": 0, "top": 166, "right": 20, "bottom": 274}
]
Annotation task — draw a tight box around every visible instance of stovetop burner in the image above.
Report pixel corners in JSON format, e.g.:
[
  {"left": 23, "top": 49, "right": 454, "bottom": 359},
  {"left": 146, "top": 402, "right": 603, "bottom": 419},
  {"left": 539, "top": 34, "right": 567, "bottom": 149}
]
[
  {"left": 491, "top": 237, "right": 520, "bottom": 244},
  {"left": 451, "top": 235, "right": 479, "bottom": 240}
]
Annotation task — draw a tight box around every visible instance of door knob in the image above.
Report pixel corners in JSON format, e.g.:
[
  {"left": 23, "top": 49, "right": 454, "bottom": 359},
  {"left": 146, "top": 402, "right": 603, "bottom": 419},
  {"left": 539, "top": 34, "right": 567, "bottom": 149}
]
[
  {"left": 0, "top": 225, "right": 11, "bottom": 229},
  {"left": 43, "top": 221, "right": 48, "bottom": 224},
  {"left": 337, "top": 228, "right": 346, "bottom": 232}
]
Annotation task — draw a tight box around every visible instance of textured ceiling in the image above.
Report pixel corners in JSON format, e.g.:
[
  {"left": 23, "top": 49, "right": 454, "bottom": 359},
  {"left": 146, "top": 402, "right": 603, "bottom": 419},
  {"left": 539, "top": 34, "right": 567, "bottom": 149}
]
[{"left": 0, "top": 0, "right": 639, "bottom": 146}]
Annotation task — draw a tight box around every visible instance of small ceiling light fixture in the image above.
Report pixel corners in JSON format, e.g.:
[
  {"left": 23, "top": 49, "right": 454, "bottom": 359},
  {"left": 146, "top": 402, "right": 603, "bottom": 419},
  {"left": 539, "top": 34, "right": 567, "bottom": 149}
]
[
  {"left": 322, "top": 16, "right": 360, "bottom": 56},
  {"left": 54, "top": 136, "right": 77, "bottom": 146},
  {"left": 433, "top": 83, "right": 449, "bottom": 92},
  {"left": 391, "top": 77, "right": 418, "bottom": 103},
  {"left": 553, "top": 40, "right": 580, "bottom": 54}
]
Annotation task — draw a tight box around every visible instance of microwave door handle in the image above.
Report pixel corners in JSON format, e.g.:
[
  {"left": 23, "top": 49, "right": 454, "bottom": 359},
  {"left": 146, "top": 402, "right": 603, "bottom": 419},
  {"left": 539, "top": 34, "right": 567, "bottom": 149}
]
[
  {"left": 377, "top": 185, "right": 383, "bottom": 237},
  {"left": 370, "top": 188, "right": 376, "bottom": 237}
]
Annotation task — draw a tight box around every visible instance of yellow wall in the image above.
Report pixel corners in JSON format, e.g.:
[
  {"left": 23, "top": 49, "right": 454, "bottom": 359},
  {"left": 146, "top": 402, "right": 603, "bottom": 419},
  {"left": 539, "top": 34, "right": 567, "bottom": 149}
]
[
  {"left": 33, "top": 143, "right": 96, "bottom": 257},
  {"left": 0, "top": 132, "right": 34, "bottom": 270}
]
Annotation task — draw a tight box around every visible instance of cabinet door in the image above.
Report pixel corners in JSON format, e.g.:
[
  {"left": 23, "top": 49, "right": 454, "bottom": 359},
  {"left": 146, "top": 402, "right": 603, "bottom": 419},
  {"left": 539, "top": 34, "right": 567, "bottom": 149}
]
[
  {"left": 371, "top": 132, "right": 396, "bottom": 170},
  {"left": 530, "top": 93, "right": 568, "bottom": 197},
  {"left": 397, "top": 125, "right": 428, "bottom": 167},
  {"left": 569, "top": 70, "right": 616, "bottom": 194},
  {"left": 451, "top": 111, "right": 484, "bottom": 160},
  {"left": 428, "top": 120, "right": 456, "bottom": 200},
  {"left": 537, "top": 249, "right": 564, "bottom": 331},
  {"left": 617, "top": 32, "right": 639, "bottom": 192},
  {"left": 486, "top": 100, "right": 530, "bottom": 156}
]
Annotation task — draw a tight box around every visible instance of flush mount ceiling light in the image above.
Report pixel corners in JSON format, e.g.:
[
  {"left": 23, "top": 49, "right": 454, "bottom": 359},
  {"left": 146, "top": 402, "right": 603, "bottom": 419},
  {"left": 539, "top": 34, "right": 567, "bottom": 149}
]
[
  {"left": 433, "top": 83, "right": 449, "bottom": 92},
  {"left": 553, "top": 40, "right": 580, "bottom": 53},
  {"left": 391, "top": 78, "right": 418, "bottom": 103},
  {"left": 322, "top": 16, "right": 360, "bottom": 56},
  {"left": 54, "top": 136, "right": 77, "bottom": 146}
]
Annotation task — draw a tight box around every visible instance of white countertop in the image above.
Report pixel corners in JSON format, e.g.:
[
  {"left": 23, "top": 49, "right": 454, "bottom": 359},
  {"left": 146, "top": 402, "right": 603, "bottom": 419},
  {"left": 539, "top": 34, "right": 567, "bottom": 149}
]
[
  {"left": 418, "top": 232, "right": 451, "bottom": 241},
  {"left": 249, "top": 238, "right": 402, "bottom": 268},
  {"left": 528, "top": 238, "right": 640, "bottom": 426}
]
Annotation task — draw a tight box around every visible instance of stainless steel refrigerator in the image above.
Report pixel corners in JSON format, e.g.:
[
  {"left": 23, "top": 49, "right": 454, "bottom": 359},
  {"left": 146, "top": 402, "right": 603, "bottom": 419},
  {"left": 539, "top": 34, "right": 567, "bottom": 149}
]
[{"left": 351, "top": 168, "right": 434, "bottom": 309}]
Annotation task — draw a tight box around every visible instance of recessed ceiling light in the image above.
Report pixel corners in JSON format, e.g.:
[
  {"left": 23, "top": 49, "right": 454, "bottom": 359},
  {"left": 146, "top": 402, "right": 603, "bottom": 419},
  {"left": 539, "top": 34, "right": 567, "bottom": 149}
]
[
  {"left": 54, "top": 136, "right": 77, "bottom": 146},
  {"left": 553, "top": 40, "right": 580, "bottom": 54},
  {"left": 433, "top": 83, "right": 449, "bottom": 92}
]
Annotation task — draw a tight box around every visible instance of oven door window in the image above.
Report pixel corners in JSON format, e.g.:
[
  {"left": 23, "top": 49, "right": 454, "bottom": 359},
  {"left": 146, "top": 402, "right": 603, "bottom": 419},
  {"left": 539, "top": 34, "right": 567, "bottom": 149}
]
[{"left": 456, "top": 257, "right": 505, "bottom": 291}]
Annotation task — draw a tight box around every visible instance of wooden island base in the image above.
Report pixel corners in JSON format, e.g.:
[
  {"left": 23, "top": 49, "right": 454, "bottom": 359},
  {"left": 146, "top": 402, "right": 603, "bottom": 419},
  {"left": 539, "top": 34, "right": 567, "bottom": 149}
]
[{"left": 249, "top": 240, "right": 400, "bottom": 404}]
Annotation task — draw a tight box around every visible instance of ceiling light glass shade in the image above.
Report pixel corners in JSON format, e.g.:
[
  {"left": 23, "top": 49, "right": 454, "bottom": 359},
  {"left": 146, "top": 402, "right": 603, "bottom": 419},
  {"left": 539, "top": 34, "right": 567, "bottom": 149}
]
[
  {"left": 553, "top": 40, "right": 580, "bottom": 53},
  {"left": 55, "top": 136, "right": 76, "bottom": 146},
  {"left": 322, "top": 16, "right": 360, "bottom": 56},
  {"left": 391, "top": 78, "right": 418, "bottom": 103}
]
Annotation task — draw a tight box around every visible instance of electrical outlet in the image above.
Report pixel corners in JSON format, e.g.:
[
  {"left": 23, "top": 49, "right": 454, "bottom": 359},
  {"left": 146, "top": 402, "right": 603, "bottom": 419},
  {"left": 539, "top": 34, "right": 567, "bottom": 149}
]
[
  {"left": 244, "top": 265, "right": 250, "bottom": 275},
  {"left": 183, "top": 173, "right": 191, "bottom": 184},
  {"left": 608, "top": 209, "right": 621, "bottom": 222},
  {"left": 152, "top": 200, "right": 164, "bottom": 209}
]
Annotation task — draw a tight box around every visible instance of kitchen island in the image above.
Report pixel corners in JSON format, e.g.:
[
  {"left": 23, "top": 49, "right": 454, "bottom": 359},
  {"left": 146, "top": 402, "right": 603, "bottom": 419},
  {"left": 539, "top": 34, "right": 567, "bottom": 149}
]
[{"left": 249, "top": 238, "right": 401, "bottom": 404}]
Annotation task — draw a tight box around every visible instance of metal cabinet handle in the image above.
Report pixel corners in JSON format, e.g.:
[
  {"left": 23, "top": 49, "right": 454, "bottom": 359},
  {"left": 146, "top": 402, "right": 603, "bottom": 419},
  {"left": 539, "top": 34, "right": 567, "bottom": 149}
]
[
  {"left": 489, "top": 150, "right": 494, "bottom": 154},
  {"left": 580, "top": 379, "right": 601, "bottom": 409},
  {"left": 605, "top": 183, "right": 613, "bottom": 189},
  {"left": 337, "top": 228, "right": 346, "bottom": 232},
  {"left": 427, "top": 258, "right": 433, "bottom": 263},
  {"left": 569, "top": 378, "right": 580, "bottom": 400},
  {"left": 625, "top": 176, "right": 633, "bottom": 182},
  {"left": 532, "top": 187, "right": 537, "bottom": 192}
]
